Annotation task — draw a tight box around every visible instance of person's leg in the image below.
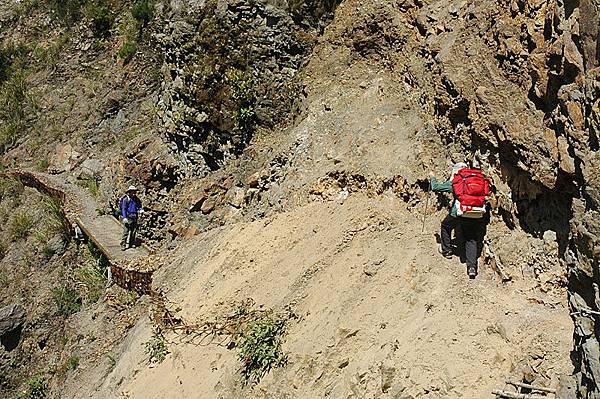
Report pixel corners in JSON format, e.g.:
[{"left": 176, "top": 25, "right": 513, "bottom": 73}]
[
  {"left": 121, "top": 222, "right": 130, "bottom": 249},
  {"left": 463, "top": 219, "right": 484, "bottom": 277},
  {"left": 465, "top": 234, "right": 478, "bottom": 274},
  {"left": 130, "top": 220, "right": 138, "bottom": 248},
  {"left": 440, "top": 214, "right": 458, "bottom": 256}
]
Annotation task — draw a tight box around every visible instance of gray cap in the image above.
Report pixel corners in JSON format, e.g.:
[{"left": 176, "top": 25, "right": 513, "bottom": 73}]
[{"left": 127, "top": 185, "right": 138, "bottom": 192}]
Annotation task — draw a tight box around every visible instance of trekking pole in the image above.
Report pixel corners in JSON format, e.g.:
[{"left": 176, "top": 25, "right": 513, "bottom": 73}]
[{"left": 421, "top": 179, "right": 431, "bottom": 234}]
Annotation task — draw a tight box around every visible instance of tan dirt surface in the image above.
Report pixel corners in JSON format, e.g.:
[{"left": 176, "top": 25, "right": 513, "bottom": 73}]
[{"left": 69, "top": 194, "right": 571, "bottom": 399}]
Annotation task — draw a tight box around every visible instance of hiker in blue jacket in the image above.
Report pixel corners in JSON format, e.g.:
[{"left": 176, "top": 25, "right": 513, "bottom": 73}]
[{"left": 120, "top": 185, "right": 143, "bottom": 250}]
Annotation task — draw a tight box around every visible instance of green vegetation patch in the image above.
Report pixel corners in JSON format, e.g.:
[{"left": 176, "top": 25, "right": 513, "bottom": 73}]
[
  {"left": 132, "top": 0, "right": 154, "bottom": 33},
  {"left": 144, "top": 327, "right": 168, "bottom": 364},
  {"left": 51, "top": 286, "right": 82, "bottom": 317},
  {"left": 44, "top": 196, "right": 71, "bottom": 237},
  {"left": 233, "top": 307, "right": 288, "bottom": 384},
  {"left": 45, "top": 0, "right": 86, "bottom": 25},
  {"left": 0, "top": 177, "right": 24, "bottom": 202},
  {"left": 85, "top": 0, "right": 113, "bottom": 38},
  {"left": 67, "top": 355, "right": 80, "bottom": 371},
  {"left": 16, "top": 374, "right": 47, "bottom": 399},
  {"left": 74, "top": 263, "right": 105, "bottom": 304},
  {"left": 0, "top": 44, "right": 35, "bottom": 154},
  {"left": 9, "top": 212, "right": 34, "bottom": 241},
  {"left": 118, "top": 39, "right": 137, "bottom": 64}
]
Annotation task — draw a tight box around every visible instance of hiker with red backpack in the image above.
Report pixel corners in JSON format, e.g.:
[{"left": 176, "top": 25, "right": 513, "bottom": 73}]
[{"left": 430, "top": 161, "right": 490, "bottom": 278}]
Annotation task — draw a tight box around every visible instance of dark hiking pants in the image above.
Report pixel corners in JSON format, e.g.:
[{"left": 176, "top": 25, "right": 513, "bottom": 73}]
[
  {"left": 121, "top": 218, "right": 138, "bottom": 248},
  {"left": 441, "top": 214, "right": 486, "bottom": 268}
]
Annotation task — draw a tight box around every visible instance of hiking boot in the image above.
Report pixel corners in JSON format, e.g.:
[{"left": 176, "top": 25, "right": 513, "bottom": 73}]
[
  {"left": 438, "top": 244, "right": 453, "bottom": 259},
  {"left": 467, "top": 266, "right": 477, "bottom": 279}
]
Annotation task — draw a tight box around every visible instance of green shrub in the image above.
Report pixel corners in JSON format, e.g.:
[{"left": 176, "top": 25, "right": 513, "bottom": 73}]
[
  {"left": 42, "top": 196, "right": 71, "bottom": 240},
  {"left": 0, "top": 121, "right": 20, "bottom": 153},
  {"left": 234, "top": 106, "right": 255, "bottom": 130},
  {"left": 41, "top": 244, "right": 55, "bottom": 259},
  {"left": 144, "top": 328, "right": 168, "bottom": 364},
  {"left": 85, "top": 0, "right": 112, "bottom": 38},
  {"left": 47, "top": 0, "right": 86, "bottom": 25},
  {"left": 44, "top": 196, "right": 70, "bottom": 237},
  {"left": 51, "top": 287, "right": 82, "bottom": 317},
  {"left": 35, "top": 159, "right": 49, "bottom": 171},
  {"left": 115, "top": 287, "right": 138, "bottom": 307},
  {"left": 235, "top": 313, "right": 287, "bottom": 384},
  {"left": 106, "top": 351, "right": 117, "bottom": 368},
  {"left": 0, "top": 70, "right": 32, "bottom": 154},
  {"left": 17, "top": 374, "right": 47, "bottom": 399},
  {"left": 0, "top": 71, "right": 28, "bottom": 121},
  {"left": 228, "top": 69, "right": 253, "bottom": 102},
  {"left": 74, "top": 264, "right": 105, "bottom": 303},
  {"left": 32, "top": 34, "right": 70, "bottom": 69},
  {"left": 77, "top": 176, "right": 99, "bottom": 198},
  {"left": 9, "top": 212, "right": 34, "bottom": 240},
  {"left": 0, "top": 45, "right": 27, "bottom": 83},
  {"left": 131, "top": 0, "right": 153, "bottom": 31},
  {"left": 0, "top": 177, "right": 23, "bottom": 201},
  {"left": 67, "top": 355, "right": 79, "bottom": 370},
  {"left": 0, "top": 44, "right": 32, "bottom": 153},
  {"left": 0, "top": 49, "right": 11, "bottom": 83},
  {"left": 86, "top": 240, "right": 108, "bottom": 271},
  {"left": 0, "top": 269, "right": 8, "bottom": 286},
  {"left": 118, "top": 40, "right": 137, "bottom": 64},
  {"left": 228, "top": 69, "right": 256, "bottom": 138}
]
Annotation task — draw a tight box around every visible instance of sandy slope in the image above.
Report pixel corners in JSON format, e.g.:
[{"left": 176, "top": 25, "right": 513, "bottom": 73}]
[{"left": 75, "top": 194, "right": 571, "bottom": 399}]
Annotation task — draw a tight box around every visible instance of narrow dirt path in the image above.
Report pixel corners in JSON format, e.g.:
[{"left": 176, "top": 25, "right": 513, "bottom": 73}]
[
  {"left": 2, "top": 170, "right": 149, "bottom": 262},
  {"left": 1, "top": 171, "right": 154, "bottom": 293}
]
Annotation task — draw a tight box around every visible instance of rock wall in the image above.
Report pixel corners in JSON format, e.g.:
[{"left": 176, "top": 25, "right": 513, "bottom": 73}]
[
  {"left": 155, "top": 0, "right": 340, "bottom": 175},
  {"left": 565, "top": 0, "right": 600, "bottom": 395},
  {"left": 411, "top": 0, "right": 600, "bottom": 395}
]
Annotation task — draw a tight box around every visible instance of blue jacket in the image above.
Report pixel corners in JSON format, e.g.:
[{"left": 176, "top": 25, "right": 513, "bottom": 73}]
[{"left": 120, "top": 195, "right": 142, "bottom": 220}]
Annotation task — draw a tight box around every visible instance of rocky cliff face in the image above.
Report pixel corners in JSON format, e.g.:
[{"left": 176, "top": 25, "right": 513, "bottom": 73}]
[
  {"left": 401, "top": 0, "right": 600, "bottom": 395},
  {"left": 155, "top": 0, "right": 600, "bottom": 394},
  {"left": 155, "top": 0, "right": 340, "bottom": 175},
  {"left": 1, "top": 0, "right": 600, "bottom": 397}
]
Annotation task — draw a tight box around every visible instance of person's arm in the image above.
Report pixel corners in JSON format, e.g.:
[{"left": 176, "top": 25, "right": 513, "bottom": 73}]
[
  {"left": 430, "top": 176, "right": 453, "bottom": 193},
  {"left": 121, "top": 197, "right": 128, "bottom": 220}
]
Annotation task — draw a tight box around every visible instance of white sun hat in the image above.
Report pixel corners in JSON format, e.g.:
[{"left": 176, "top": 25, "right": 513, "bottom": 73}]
[{"left": 451, "top": 162, "right": 468, "bottom": 178}]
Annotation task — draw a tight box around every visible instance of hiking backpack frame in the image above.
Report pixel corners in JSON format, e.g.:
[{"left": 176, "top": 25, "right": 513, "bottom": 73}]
[{"left": 451, "top": 168, "right": 490, "bottom": 218}]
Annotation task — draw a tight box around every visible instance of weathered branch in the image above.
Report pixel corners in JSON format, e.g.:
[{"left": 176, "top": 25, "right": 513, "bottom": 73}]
[
  {"left": 492, "top": 390, "right": 549, "bottom": 399},
  {"left": 505, "top": 380, "right": 556, "bottom": 393}
]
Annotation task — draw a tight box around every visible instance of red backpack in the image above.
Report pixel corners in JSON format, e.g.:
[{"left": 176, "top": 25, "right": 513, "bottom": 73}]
[{"left": 451, "top": 169, "right": 489, "bottom": 216}]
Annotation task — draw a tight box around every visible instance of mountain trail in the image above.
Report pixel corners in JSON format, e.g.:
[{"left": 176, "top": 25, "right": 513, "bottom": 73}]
[{"left": 68, "top": 194, "right": 571, "bottom": 399}]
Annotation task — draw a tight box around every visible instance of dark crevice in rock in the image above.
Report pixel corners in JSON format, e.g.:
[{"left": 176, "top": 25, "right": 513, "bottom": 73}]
[
  {"left": 0, "top": 325, "right": 22, "bottom": 352},
  {"left": 527, "top": 84, "right": 548, "bottom": 113},
  {"left": 565, "top": 0, "right": 579, "bottom": 20},
  {"left": 448, "top": 99, "right": 472, "bottom": 129}
]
